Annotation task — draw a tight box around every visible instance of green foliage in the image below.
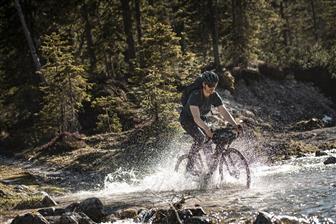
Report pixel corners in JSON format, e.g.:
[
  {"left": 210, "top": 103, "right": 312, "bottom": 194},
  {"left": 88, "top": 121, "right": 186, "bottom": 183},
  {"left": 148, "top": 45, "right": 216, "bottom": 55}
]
[
  {"left": 320, "top": 0, "right": 336, "bottom": 76},
  {"left": 40, "top": 32, "right": 90, "bottom": 135},
  {"left": 1, "top": 0, "right": 336, "bottom": 150},
  {"left": 326, "top": 45, "right": 336, "bottom": 78},
  {"left": 287, "top": 44, "right": 329, "bottom": 69},
  {"left": 92, "top": 96, "right": 122, "bottom": 133},
  {"left": 133, "top": 12, "right": 198, "bottom": 132}
]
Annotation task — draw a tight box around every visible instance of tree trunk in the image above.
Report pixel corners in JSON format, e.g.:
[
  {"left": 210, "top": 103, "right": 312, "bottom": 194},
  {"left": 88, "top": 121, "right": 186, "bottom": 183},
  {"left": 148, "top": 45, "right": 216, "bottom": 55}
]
[
  {"left": 207, "top": 0, "right": 221, "bottom": 71},
  {"left": 231, "top": 0, "right": 244, "bottom": 65},
  {"left": 134, "top": 0, "right": 145, "bottom": 67},
  {"left": 134, "top": 0, "right": 142, "bottom": 45},
  {"left": 121, "top": 0, "right": 136, "bottom": 72},
  {"left": 280, "top": 0, "right": 290, "bottom": 50},
  {"left": 14, "top": 0, "right": 41, "bottom": 71},
  {"left": 103, "top": 51, "right": 111, "bottom": 77},
  {"left": 200, "top": 2, "right": 208, "bottom": 60},
  {"left": 310, "top": 0, "right": 318, "bottom": 42},
  {"left": 81, "top": 1, "right": 97, "bottom": 74},
  {"left": 231, "top": 0, "right": 236, "bottom": 36}
]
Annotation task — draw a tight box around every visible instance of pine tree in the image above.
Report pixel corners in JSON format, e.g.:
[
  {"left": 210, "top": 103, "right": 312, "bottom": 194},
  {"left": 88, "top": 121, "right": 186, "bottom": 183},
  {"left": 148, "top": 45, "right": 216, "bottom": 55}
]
[
  {"left": 320, "top": 0, "right": 336, "bottom": 75},
  {"left": 133, "top": 10, "right": 195, "bottom": 130},
  {"left": 92, "top": 0, "right": 126, "bottom": 79},
  {"left": 92, "top": 96, "right": 122, "bottom": 133},
  {"left": 225, "top": 0, "right": 267, "bottom": 66},
  {"left": 0, "top": 0, "right": 44, "bottom": 148},
  {"left": 40, "top": 32, "right": 90, "bottom": 135}
]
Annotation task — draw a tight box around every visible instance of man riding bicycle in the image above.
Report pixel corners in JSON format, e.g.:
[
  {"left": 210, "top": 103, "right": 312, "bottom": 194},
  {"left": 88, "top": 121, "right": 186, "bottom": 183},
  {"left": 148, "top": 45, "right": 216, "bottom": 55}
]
[{"left": 179, "top": 71, "right": 243, "bottom": 176}]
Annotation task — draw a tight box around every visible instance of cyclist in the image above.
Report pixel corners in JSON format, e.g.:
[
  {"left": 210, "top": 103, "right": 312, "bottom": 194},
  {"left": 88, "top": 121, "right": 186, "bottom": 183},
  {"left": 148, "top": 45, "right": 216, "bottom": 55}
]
[{"left": 179, "top": 71, "right": 242, "bottom": 176}]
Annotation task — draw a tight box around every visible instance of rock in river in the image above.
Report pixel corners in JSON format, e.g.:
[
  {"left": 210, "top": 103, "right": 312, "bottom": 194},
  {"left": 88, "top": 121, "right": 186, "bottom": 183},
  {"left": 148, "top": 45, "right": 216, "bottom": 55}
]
[
  {"left": 78, "top": 197, "right": 106, "bottom": 222},
  {"left": 324, "top": 156, "right": 336, "bottom": 165},
  {"left": 11, "top": 213, "right": 49, "bottom": 224}
]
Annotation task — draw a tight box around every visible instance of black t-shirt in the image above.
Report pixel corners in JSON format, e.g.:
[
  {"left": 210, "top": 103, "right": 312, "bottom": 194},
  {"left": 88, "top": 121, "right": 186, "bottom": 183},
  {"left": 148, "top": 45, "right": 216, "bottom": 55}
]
[{"left": 180, "top": 89, "right": 223, "bottom": 123}]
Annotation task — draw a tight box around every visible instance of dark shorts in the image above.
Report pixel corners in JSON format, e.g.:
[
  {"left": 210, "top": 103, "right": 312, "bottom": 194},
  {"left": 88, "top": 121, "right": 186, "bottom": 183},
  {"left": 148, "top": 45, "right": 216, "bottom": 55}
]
[
  {"left": 180, "top": 117, "right": 213, "bottom": 169},
  {"left": 180, "top": 118, "right": 206, "bottom": 145}
]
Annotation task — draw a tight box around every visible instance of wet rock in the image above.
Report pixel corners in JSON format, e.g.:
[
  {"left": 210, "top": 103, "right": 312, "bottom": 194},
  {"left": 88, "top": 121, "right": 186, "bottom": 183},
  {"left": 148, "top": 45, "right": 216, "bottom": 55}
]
[
  {"left": 78, "top": 197, "right": 106, "bottom": 222},
  {"left": 59, "top": 214, "right": 78, "bottom": 224},
  {"left": 65, "top": 202, "right": 80, "bottom": 212},
  {"left": 151, "top": 208, "right": 193, "bottom": 223},
  {"left": 187, "top": 207, "right": 206, "bottom": 216},
  {"left": 152, "top": 209, "right": 182, "bottom": 224},
  {"left": 55, "top": 208, "right": 67, "bottom": 215},
  {"left": 11, "top": 212, "right": 49, "bottom": 224},
  {"left": 296, "top": 152, "right": 306, "bottom": 158},
  {"left": 254, "top": 211, "right": 273, "bottom": 224},
  {"left": 38, "top": 207, "right": 66, "bottom": 216},
  {"left": 38, "top": 207, "right": 56, "bottom": 216},
  {"left": 323, "top": 156, "right": 336, "bottom": 165},
  {"left": 179, "top": 209, "right": 193, "bottom": 220},
  {"left": 41, "top": 195, "right": 58, "bottom": 207},
  {"left": 116, "top": 208, "right": 138, "bottom": 219},
  {"left": 184, "top": 216, "right": 212, "bottom": 224},
  {"left": 59, "top": 212, "right": 96, "bottom": 224},
  {"left": 315, "top": 150, "right": 328, "bottom": 157},
  {"left": 137, "top": 208, "right": 156, "bottom": 222}
]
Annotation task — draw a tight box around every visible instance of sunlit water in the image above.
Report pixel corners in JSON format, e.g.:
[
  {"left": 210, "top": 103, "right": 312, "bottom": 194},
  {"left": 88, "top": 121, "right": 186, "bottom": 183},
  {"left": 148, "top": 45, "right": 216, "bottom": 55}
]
[{"left": 64, "top": 147, "right": 336, "bottom": 224}]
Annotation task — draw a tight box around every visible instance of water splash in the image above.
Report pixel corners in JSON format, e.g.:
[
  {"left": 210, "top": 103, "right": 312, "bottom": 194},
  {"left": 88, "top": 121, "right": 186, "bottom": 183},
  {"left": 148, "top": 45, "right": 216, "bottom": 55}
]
[
  {"left": 102, "top": 135, "right": 261, "bottom": 194},
  {"left": 102, "top": 159, "right": 200, "bottom": 194}
]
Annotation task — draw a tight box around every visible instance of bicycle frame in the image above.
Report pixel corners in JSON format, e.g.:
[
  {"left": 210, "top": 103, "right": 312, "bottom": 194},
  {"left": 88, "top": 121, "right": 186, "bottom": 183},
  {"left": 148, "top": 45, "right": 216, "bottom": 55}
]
[{"left": 175, "top": 126, "right": 251, "bottom": 188}]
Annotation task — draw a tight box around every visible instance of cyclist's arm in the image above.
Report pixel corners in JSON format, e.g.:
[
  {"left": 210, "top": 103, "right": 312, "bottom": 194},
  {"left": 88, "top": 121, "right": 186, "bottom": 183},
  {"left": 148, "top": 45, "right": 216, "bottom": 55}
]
[
  {"left": 190, "top": 105, "right": 213, "bottom": 138},
  {"left": 216, "top": 105, "right": 238, "bottom": 127}
]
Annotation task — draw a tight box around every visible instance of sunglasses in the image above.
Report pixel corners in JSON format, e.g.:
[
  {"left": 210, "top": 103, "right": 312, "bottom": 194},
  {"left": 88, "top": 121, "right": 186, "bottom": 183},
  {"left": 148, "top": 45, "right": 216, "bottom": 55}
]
[{"left": 205, "top": 82, "right": 217, "bottom": 88}]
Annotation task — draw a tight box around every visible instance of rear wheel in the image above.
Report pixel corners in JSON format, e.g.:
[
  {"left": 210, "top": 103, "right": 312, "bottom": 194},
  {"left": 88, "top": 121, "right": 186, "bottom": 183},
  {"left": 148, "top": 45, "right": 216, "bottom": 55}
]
[
  {"left": 175, "top": 154, "right": 188, "bottom": 172},
  {"left": 218, "top": 147, "right": 251, "bottom": 188}
]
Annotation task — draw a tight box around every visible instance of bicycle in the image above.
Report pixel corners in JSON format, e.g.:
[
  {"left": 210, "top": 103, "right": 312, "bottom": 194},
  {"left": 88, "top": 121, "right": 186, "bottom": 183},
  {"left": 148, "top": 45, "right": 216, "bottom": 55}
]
[{"left": 175, "top": 126, "right": 251, "bottom": 189}]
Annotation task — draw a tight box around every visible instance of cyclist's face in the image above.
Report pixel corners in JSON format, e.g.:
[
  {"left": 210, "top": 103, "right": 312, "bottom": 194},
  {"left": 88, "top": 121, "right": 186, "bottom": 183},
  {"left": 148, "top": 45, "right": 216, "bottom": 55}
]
[{"left": 203, "top": 82, "right": 217, "bottom": 96}]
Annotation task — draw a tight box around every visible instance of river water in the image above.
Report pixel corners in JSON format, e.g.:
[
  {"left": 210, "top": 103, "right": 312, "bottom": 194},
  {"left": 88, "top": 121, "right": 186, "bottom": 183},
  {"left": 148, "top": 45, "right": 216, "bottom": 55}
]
[{"left": 64, "top": 149, "right": 336, "bottom": 223}]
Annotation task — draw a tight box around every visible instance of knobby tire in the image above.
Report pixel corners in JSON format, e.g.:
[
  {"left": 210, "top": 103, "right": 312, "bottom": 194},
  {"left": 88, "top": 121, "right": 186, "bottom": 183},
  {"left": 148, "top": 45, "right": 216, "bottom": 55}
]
[{"left": 219, "top": 147, "right": 251, "bottom": 188}]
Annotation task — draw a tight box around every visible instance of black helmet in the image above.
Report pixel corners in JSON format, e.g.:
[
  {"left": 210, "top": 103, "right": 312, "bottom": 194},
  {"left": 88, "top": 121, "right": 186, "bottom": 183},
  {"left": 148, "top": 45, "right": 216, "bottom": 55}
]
[{"left": 201, "top": 71, "right": 219, "bottom": 85}]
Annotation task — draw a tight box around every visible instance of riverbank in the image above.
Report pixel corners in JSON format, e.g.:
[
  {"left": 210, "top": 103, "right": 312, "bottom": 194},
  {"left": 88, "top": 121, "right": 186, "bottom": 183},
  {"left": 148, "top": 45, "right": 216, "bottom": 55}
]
[{"left": 1, "top": 149, "right": 336, "bottom": 223}]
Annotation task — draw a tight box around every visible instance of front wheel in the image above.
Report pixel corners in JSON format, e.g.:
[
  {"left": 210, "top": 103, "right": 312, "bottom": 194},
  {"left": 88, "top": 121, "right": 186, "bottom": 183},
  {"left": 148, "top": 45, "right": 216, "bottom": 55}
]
[
  {"left": 175, "top": 153, "right": 205, "bottom": 175},
  {"left": 219, "top": 147, "right": 251, "bottom": 188}
]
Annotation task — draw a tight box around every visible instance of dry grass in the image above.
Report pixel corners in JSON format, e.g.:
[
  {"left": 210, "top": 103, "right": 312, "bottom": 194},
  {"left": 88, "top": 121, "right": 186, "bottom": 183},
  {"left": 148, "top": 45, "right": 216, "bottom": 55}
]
[{"left": 286, "top": 140, "right": 318, "bottom": 154}]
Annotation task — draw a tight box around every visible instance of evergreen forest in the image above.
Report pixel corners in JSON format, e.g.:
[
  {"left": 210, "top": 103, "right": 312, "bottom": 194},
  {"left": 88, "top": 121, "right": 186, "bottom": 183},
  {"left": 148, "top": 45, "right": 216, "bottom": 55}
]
[{"left": 1, "top": 0, "right": 336, "bottom": 152}]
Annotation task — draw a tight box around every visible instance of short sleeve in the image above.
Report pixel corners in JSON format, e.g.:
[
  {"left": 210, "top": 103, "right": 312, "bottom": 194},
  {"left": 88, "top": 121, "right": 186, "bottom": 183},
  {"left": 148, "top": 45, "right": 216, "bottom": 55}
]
[
  {"left": 212, "top": 92, "right": 223, "bottom": 107},
  {"left": 187, "top": 91, "right": 201, "bottom": 106}
]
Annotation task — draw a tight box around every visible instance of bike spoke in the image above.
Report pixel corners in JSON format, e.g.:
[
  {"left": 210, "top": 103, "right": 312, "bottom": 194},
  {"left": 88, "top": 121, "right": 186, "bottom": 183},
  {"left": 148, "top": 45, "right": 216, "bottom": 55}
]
[{"left": 220, "top": 148, "right": 251, "bottom": 188}]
